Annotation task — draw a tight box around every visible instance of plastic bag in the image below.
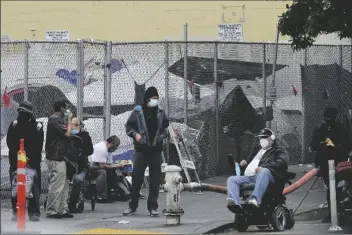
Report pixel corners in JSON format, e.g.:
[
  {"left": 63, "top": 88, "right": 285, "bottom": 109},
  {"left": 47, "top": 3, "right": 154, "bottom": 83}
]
[{"left": 11, "top": 167, "right": 36, "bottom": 199}]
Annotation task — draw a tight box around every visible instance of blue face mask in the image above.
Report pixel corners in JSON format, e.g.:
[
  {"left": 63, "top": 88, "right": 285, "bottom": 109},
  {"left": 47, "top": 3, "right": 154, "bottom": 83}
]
[{"left": 71, "top": 129, "right": 77, "bottom": 135}]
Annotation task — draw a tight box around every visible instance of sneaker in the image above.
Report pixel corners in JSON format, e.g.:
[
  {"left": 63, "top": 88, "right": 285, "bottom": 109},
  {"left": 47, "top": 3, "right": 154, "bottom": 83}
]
[
  {"left": 60, "top": 213, "right": 74, "bottom": 218},
  {"left": 123, "top": 208, "right": 137, "bottom": 216},
  {"left": 248, "top": 198, "right": 259, "bottom": 208},
  {"left": 29, "top": 215, "right": 40, "bottom": 222},
  {"left": 46, "top": 214, "right": 62, "bottom": 219},
  {"left": 227, "top": 198, "right": 242, "bottom": 214},
  {"left": 149, "top": 209, "right": 159, "bottom": 217}
]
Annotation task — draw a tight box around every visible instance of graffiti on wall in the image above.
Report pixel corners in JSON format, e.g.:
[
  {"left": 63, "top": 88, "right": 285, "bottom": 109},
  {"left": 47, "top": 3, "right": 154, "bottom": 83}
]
[{"left": 55, "top": 58, "right": 124, "bottom": 86}]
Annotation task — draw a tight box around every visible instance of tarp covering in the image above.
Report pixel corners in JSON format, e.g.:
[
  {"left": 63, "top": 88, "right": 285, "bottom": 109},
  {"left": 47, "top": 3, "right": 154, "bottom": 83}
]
[
  {"left": 171, "top": 85, "right": 265, "bottom": 177},
  {"left": 168, "top": 56, "right": 287, "bottom": 85}
]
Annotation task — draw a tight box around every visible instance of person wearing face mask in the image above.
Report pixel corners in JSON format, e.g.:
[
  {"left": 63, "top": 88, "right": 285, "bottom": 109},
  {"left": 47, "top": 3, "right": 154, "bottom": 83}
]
[
  {"left": 226, "top": 128, "right": 289, "bottom": 213},
  {"left": 309, "top": 107, "right": 351, "bottom": 223},
  {"left": 68, "top": 118, "right": 94, "bottom": 213},
  {"left": 7, "top": 101, "right": 44, "bottom": 222},
  {"left": 90, "top": 135, "right": 124, "bottom": 203},
  {"left": 45, "top": 99, "right": 74, "bottom": 219},
  {"left": 123, "top": 86, "right": 169, "bottom": 217}
]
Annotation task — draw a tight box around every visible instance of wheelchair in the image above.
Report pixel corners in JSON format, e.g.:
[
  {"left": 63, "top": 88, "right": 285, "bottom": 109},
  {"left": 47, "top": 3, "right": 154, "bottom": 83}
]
[
  {"left": 232, "top": 172, "right": 296, "bottom": 232},
  {"left": 44, "top": 169, "right": 97, "bottom": 213}
]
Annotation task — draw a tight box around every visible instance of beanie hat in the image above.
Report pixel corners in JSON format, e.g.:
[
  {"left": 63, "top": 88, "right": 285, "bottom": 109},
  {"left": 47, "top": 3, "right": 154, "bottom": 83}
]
[
  {"left": 143, "top": 86, "right": 159, "bottom": 104},
  {"left": 17, "top": 101, "right": 34, "bottom": 114}
]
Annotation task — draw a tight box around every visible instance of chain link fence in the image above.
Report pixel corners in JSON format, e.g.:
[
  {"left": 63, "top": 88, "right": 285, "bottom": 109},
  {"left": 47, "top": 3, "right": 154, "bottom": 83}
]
[{"left": 1, "top": 41, "right": 352, "bottom": 211}]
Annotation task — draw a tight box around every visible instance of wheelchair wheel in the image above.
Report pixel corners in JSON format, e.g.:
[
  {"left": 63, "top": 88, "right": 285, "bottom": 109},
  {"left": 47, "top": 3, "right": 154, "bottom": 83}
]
[
  {"left": 285, "top": 209, "right": 295, "bottom": 229},
  {"left": 270, "top": 205, "right": 287, "bottom": 231},
  {"left": 235, "top": 213, "right": 249, "bottom": 232}
]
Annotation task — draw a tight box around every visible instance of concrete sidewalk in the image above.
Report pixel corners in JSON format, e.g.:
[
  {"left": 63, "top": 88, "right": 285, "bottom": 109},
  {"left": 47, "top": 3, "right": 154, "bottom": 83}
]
[{"left": 1, "top": 164, "right": 327, "bottom": 234}]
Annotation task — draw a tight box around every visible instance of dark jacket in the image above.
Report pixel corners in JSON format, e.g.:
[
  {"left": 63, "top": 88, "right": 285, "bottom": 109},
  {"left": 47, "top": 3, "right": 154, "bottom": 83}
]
[
  {"left": 7, "top": 119, "right": 44, "bottom": 173},
  {"left": 126, "top": 105, "right": 169, "bottom": 152},
  {"left": 310, "top": 121, "right": 351, "bottom": 168},
  {"left": 76, "top": 131, "right": 93, "bottom": 172},
  {"left": 45, "top": 113, "right": 68, "bottom": 161},
  {"left": 245, "top": 145, "right": 289, "bottom": 182}
]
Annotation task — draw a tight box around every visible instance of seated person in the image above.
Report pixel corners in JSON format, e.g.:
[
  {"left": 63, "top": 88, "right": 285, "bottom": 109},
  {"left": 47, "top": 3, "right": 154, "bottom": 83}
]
[
  {"left": 226, "top": 128, "right": 289, "bottom": 212},
  {"left": 90, "top": 135, "right": 123, "bottom": 203},
  {"left": 68, "top": 118, "right": 94, "bottom": 213}
]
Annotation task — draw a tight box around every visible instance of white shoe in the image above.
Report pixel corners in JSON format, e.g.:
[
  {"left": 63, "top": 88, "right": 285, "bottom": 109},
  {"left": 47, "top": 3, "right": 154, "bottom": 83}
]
[{"left": 248, "top": 198, "right": 259, "bottom": 208}]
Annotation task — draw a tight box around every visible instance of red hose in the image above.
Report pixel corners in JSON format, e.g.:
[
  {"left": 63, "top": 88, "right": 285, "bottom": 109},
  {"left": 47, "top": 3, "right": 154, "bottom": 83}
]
[
  {"left": 195, "top": 168, "right": 318, "bottom": 195},
  {"left": 282, "top": 168, "right": 318, "bottom": 195}
]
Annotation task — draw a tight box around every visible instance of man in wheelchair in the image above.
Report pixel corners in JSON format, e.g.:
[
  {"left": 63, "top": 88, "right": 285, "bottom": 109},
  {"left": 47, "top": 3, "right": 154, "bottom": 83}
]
[{"left": 226, "top": 128, "right": 289, "bottom": 216}]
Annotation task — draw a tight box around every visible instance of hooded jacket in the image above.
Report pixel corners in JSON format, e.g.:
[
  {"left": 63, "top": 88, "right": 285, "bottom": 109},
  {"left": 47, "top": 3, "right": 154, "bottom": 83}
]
[
  {"left": 7, "top": 118, "right": 44, "bottom": 173},
  {"left": 125, "top": 87, "right": 169, "bottom": 152}
]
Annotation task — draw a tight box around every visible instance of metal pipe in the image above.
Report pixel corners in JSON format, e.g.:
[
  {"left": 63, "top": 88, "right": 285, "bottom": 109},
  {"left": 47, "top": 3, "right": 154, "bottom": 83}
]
[
  {"left": 23, "top": 41, "right": 29, "bottom": 102},
  {"left": 262, "top": 44, "right": 267, "bottom": 125},
  {"left": 76, "top": 40, "right": 84, "bottom": 121},
  {"left": 214, "top": 42, "right": 220, "bottom": 168},
  {"left": 269, "top": 23, "right": 279, "bottom": 129},
  {"left": 183, "top": 23, "right": 188, "bottom": 125},
  {"left": 164, "top": 42, "right": 170, "bottom": 163},
  {"left": 104, "top": 41, "right": 112, "bottom": 139},
  {"left": 328, "top": 160, "right": 343, "bottom": 231}
]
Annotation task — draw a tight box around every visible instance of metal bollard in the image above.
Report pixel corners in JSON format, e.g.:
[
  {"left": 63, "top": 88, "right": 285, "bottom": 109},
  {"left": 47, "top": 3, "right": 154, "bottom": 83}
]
[
  {"left": 328, "top": 160, "right": 342, "bottom": 232},
  {"left": 162, "top": 165, "right": 185, "bottom": 225}
]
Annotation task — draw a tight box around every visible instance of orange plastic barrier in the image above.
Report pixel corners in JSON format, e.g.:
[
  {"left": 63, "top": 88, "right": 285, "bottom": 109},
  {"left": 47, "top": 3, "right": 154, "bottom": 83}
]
[{"left": 17, "top": 139, "right": 26, "bottom": 232}]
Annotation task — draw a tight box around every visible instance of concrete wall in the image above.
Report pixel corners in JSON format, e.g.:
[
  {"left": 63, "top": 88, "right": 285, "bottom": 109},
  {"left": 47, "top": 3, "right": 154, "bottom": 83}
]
[{"left": 1, "top": 1, "right": 291, "bottom": 42}]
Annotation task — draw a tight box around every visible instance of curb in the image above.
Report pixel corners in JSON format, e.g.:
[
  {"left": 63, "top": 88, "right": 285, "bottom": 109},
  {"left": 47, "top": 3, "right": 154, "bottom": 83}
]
[{"left": 203, "top": 222, "right": 234, "bottom": 234}]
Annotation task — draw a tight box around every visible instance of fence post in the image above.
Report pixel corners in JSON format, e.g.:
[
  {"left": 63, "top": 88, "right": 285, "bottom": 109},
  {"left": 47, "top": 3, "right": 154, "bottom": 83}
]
[
  {"left": 76, "top": 40, "right": 84, "bottom": 121},
  {"left": 302, "top": 49, "right": 307, "bottom": 164},
  {"left": 214, "top": 42, "right": 219, "bottom": 168},
  {"left": 262, "top": 43, "right": 267, "bottom": 125},
  {"left": 328, "top": 160, "right": 343, "bottom": 232},
  {"left": 104, "top": 41, "right": 112, "bottom": 139},
  {"left": 164, "top": 41, "right": 170, "bottom": 162},
  {"left": 338, "top": 45, "right": 343, "bottom": 121},
  {"left": 23, "top": 41, "right": 29, "bottom": 102},
  {"left": 183, "top": 23, "right": 188, "bottom": 125}
]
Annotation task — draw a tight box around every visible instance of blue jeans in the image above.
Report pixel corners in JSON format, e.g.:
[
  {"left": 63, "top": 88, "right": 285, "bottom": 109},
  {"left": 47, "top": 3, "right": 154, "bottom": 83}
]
[{"left": 227, "top": 168, "right": 275, "bottom": 205}]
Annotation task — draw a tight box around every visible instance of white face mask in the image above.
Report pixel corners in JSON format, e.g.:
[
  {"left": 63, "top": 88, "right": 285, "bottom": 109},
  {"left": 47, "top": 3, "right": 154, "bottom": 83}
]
[
  {"left": 147, "top": 99, "right": 159, "bottom": 108},
  {"left": 260, "top": 138, "right": 270, "bottom": 149}
]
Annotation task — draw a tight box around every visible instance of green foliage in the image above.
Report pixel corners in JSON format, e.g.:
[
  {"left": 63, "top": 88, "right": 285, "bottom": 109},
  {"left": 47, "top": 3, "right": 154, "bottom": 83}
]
[{"left": 278, "top": 0, "right": 352, "bottom": 51}]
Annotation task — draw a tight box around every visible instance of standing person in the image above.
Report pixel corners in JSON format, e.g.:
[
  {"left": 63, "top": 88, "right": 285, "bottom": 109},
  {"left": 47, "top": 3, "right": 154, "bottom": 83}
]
[
  {"left": 6, "top": 101, "right": 44, "bottom": 221},
  {"left": 310, "top": 107, "right": 352, "bottom": 222},
  {"left": 68, "top": 118, "right": 94, "bottom": 213},
  {"left": 123, "top": 86, "right": 169, "bottom": 217},
  {"left": 45, "top": 99, "right": 74, "bottom": 219},
  {"left": 90, "top": 135, "right": 123, "bottom": 203}
]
